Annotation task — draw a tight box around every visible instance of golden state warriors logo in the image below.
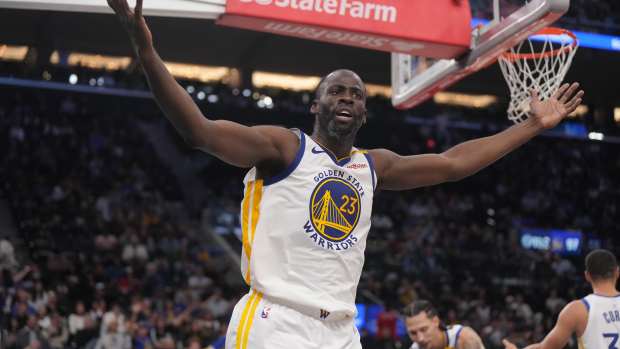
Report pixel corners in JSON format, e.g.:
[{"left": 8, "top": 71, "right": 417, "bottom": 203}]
[{"left": 309, "top": 177, "right": 361, "bottom": 242}]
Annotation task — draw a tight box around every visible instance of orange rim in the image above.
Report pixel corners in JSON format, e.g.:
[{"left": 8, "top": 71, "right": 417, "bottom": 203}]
[{"left": 501, "top": 27, "right": 578, "bottom": 61}]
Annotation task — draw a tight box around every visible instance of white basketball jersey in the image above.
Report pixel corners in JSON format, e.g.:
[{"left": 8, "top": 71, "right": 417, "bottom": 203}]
[
  {"left": 239, "top": 130, "right": 376, "bottom": 320},
  {"left": 410, "top": 325, "right": 464, "bottom": 349},
  {"left": 579, "top": 294, "right": 620, "bottom": 349}
]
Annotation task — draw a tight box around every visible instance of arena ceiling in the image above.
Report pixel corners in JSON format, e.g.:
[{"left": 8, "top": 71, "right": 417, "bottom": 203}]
[{"left": 1, "top": 8, "right": 619, "bottom": 105}]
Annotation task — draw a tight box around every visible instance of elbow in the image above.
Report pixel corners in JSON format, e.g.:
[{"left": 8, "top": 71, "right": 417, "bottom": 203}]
[
  {"left": 446, "top": 172, "right": 466, "bottom": 183},
  {"left": 183, "top": 133, "right": 210, "bottom": 151},
  {"left": 184, "top": 137, "right": 202, "bottom": 150}
]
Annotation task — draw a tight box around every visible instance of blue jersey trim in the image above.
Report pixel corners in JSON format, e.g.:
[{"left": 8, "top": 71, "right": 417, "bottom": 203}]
[
  {"left": 363, "top": 152, "right": 377, "bottom": 191},
  {"left": 454, "top": 326, "right": 464, "bottom": 347},
  {"left": 263, "top": 131, "right": 305, "bottom": 186},
  {"left": 581, "top": 298, "right": 590, "bottom": 312}
]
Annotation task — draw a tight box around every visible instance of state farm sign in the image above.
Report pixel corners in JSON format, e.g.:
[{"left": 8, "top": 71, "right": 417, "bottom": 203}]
[
  {"left": 218, "top": 0, "right": 472, "bottom": 58},
  {"left": 238, "top": 0, "right": 397, "bottom": 23}
]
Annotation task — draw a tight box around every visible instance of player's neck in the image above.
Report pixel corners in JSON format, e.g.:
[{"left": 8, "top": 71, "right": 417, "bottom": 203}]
[
  {"left": 592, "top": 281, "right": 619, "bottom": 297},
  {"left": 311, "top": 132, "right": 355, "bottom": 160},
  {"left": 433, "top": 330, "right": 448, "bottom": 349}
]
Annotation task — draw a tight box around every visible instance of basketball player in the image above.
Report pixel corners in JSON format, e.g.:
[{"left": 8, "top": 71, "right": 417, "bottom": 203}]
[
  {"left": 502, "top": 249, "right": 620, "bottom": 349},
  {"left": 106, "top": 0, "right": 584, "bottom": 348},
  {"left": 404, "top": 300, "right": 485, "bottom": 349}
]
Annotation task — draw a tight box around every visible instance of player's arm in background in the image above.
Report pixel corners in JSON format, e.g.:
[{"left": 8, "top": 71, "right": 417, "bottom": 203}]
[
  {"left": 369, "top": 84, "right": 583, "bottom": 191},
  {"left": 106, "top": 0, "right": 298, "bottom": 169},
  {"left": 502, "top": 300, "right": 587, "bottom": 349},
  {"left": 457, "top": 327, "right": 486, "bottom": 349}
]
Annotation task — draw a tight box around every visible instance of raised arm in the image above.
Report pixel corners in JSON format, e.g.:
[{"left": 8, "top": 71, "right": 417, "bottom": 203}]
[
  {"left": 370, "top": 83, "right": 583, "bottom": 190},
  {"left": 107, "top": 0, "right": 297, "bottom": 169}
]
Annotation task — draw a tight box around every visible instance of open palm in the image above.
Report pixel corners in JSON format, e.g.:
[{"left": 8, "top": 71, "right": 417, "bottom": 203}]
[
  {"left": 529, "top": 82, "right": 584, "bottom": 129},
  {"left": 107, "top": 0, "right": 153, "bottom": 54}
]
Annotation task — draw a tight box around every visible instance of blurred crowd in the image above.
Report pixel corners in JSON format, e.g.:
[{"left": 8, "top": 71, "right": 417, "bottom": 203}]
[
  {"left": 1, "top": 64, "right": 619, "bottom": 349},
  {"left": 470, "top": 0, "right": 620, "bottom": 34},
  {"left": 0, "top": 91, "right": 243, "bottom": 349}
]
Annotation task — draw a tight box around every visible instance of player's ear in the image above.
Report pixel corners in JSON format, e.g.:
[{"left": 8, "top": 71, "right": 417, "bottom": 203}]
[
  {"left": 584, "top": 271, "right": 592, "bottom": 283},
  {"left": 310, "top": 99, "right": 319, "bottom": 115}
]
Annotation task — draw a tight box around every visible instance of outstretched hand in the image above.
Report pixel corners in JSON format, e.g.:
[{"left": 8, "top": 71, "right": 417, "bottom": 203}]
[
  {"left": 107, "top": 0, "right": 153, "bottom": 54},
  {"left": 529, "top": 82, "right": 584, "bottom": 129}
]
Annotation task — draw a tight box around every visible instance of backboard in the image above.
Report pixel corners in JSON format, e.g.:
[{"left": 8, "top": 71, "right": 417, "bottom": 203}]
[{"left": 391, "top": 0, "right": 570, "bottom": 109}]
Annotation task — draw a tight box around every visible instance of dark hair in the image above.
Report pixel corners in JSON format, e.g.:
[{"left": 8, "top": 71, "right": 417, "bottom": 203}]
[
  {"left": 586, "top": 249, "right": 618, "bottom": 281},
  {"left": 402, "top": 300, "right": 446, "bottom": 330},
  {"left": 402, "top": 300, "right": 439, "bottom": 318}
]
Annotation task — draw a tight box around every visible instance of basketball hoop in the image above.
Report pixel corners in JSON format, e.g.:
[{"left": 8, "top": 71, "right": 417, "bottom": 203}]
[{"left": 498, "top": 27, "right": 578, "bottom": 123}]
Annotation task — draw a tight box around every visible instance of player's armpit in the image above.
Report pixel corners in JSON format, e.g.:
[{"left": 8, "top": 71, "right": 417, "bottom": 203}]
[{"left": 458, "top": 327, "right": 486, "bottom": 349}]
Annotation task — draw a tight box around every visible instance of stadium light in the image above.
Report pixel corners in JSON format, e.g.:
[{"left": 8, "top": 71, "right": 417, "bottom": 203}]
[
  {"left": 588, "top": 132, "right": 604, "bottom": 141},
  {"left": 0, "top": 44, "right": 29, "bottom": 61}
]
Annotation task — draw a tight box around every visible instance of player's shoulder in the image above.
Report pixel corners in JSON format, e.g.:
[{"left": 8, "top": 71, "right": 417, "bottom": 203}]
[
  {"left": 366, "top": 148, "right": 398, "bottom": 160},
  {"left": 365, "top": 148, "right": 399, "bottom": 173},
  {"left": 255, "top": 125, "right": 302, "bottom": 152},
  {"left": 564, "top": 299, "right": 590, "bottom": 314},
  {"left": 252, "top": 125, "right": 301, "bottom": 144},
  {"left": 555, "top": 299, "right": 589, "bottom": 337},
  {"left": 455, "top": 326, "right": 483, "bottom": 349}
]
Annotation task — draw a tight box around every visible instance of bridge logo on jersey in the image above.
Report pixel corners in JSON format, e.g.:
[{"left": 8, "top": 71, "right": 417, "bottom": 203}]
[{"left": 309, "top": 177, "right": 361, "bottom": 242}]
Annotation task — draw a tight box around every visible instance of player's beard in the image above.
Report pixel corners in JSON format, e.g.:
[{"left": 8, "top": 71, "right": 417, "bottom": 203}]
[{"left": 316, "top": 108, "right": 363, "bottom": 140}]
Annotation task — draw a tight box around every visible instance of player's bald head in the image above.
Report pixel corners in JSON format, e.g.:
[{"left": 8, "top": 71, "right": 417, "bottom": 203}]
[{"left": 314, "top": 69, "right": 366, "bottom": 99}]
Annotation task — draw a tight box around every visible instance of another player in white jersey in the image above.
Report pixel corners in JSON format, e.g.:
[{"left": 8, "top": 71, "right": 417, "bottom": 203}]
[
  {"left": 404, "top": 300, "right": 485, "bottom": 349},
  {"left": 503, "top": 249, "right": 620, "bottom": 349},
  {"left": 107, "top": 0, "right": 584, "bottom": 347}
]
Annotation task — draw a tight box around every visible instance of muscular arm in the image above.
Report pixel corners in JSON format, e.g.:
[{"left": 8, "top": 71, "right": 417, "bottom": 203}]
[
  {"left": 537, "top": 300, "right": 587, "bottom": 349},
  {"left": 107, "top": 0, "right": 297, "bottom": 169},
  {"left": 370, "top": 118, "right": 542, "bottom": 190},
  {"left": 370, "top": 85, "right": 583, "bottom": 191},
  {"left": 458, "top": 327, "right": 486, "bottom": 349},
  {"left": 503, "top": 301, "right": 587, "bottom": 349}
]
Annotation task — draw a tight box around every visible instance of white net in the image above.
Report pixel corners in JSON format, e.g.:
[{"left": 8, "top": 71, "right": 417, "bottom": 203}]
[{"left": 498, "top": 29, "right": 578, "bottom": 123}]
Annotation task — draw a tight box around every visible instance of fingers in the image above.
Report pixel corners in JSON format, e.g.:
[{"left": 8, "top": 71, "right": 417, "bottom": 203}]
[
  {"left": 107, "top": 0, "right": 121, "bottom": 14},
  {"left": 529, "top": 89, "right": 539, "bottom": 102},
  {"left": 551, "top": 83, "right": 570, "bottom": 101},
  {"left": 118, "top": 0, "right": 132, "bottom": 16},
  {"left": 108, "top": 0, "right": 132, "bottom": 17},
  {"left": 559, "top": 82, "right": 580, "bottom": 104},
  {"left": 135, "top": 0, "right": 143, "bottom": 18},
  {"left": 565, "top": 91, "right": 584, "bottom": 113}
]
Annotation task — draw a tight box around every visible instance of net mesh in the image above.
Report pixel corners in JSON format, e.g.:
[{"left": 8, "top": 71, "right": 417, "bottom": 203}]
[{"left": 498, "top": 29, "right": 578, "bottom": 123}]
